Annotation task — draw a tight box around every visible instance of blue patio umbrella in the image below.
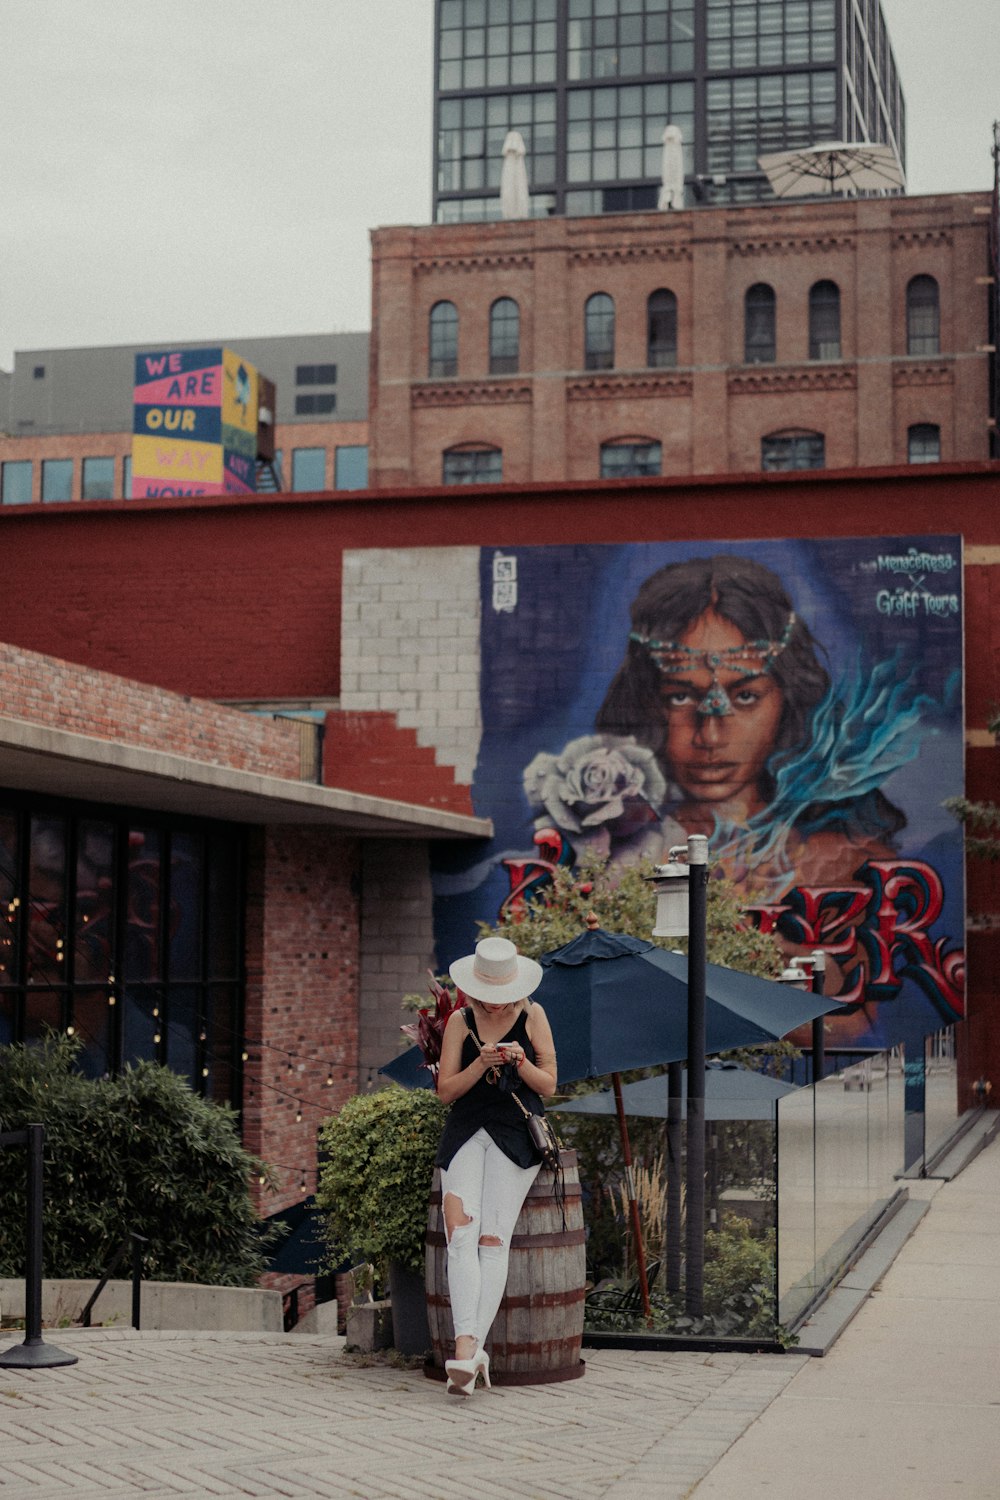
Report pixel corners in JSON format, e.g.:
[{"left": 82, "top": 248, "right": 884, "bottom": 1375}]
[
  {"left": 551, "top": 1060, "right": 798, "bottom": 1123},
  {"left": 379, "top": 930, "right": 835, "bottom": 1089},
  {"left": 534, "top": 928, "right": 835, "bottom": 1085}
]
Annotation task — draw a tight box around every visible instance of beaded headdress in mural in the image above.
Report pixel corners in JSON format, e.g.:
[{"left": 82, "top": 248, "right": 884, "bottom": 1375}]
[{"left": 629, "top": 612, "right": 796, "bottom": 717}]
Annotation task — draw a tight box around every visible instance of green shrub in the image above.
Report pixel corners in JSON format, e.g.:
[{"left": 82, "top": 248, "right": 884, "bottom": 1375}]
[
  {"left": 0, "top": 1034, "right": 277, "bottom": 1286},
  {"left": 316, "top": 1086, "right": 447, "bottom": 1279},
  {"left": 584, "top": 1217, "right": 789, "bottom": 1343}
]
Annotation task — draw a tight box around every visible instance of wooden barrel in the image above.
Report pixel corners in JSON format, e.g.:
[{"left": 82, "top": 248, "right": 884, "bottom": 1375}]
[{"left": 424, "top": 1149, "right": 585, "bottom": 1385}]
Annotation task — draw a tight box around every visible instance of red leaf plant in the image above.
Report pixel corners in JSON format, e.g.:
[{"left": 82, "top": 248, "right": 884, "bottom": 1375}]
[{"left": 400, "top": 970, "right": 464, "bottom": 1080}]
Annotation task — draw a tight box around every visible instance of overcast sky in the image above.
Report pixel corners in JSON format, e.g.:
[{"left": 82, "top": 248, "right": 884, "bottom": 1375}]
[{"left": 1, "top": 0, "right": 997, "bottom": 369}]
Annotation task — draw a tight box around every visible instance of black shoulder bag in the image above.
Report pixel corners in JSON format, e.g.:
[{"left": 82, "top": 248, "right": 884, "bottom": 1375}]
[{"left": 462, "top": 1007, "right": 563, "bottom": 1173}]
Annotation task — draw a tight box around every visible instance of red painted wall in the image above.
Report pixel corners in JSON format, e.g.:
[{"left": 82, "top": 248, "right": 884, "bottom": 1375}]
[{"left": 1, "top": 464, "right": 997, "bottom": 705}]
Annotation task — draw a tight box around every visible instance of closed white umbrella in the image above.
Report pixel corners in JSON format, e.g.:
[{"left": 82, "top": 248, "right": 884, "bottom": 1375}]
[
  {"left": 500, "top": 130, "right": 530, "bottom": 220},
  {"left": 658, "top": 124, "right": 685, "bottom": 210},
  {"left": 757, "top": 140, "right": 905, "bottom": 198}
]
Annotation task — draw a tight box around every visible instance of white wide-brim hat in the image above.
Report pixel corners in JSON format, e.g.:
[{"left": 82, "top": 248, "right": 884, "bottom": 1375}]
[{"left": 449, "top": 936, "right": 543, "bottom": 1006}]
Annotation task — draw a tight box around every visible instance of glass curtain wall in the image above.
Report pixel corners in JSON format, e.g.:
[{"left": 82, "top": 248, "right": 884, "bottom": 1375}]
[
  {"left": 0, "top": 797, "right": 244, "bottom": 1104},
  {"left": 434, "top": 1, "right": 905, "bottom": 218}
]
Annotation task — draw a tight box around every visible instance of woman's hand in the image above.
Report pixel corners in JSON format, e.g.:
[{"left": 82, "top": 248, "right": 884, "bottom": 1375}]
[
  {"left": 480, "top": 1041, "right": 508, "bottom": 1069},
  {"left": 495, "top": 1041, "right": 524, "bottom": 1068}
]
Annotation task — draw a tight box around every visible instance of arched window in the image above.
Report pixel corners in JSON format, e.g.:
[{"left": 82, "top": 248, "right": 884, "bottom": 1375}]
[
  {"left": 429, "top": 301, "right": 458, "bottom": 377},
  {"left": 908, "top": 423, "right": 941, "bottom": 464},
  {"left": 761, "top": 430, "right": 825, "bottom": 471},
  {"left": 809, "top": 280, "right": 841, "bottom": 361},
  {"left": 489, "top": 298, "right": 520, "bottom": 374},
  {"left": 600, "top": 439, "right": 662, "bottom": 478},
  {"left": 744, "top": 284, "right": 776, "bottom": 364},
  {"left": 907, "top": 276, "right": 940, "bottom": 356},
  {"left": 584, "top": 293, "right": 615, "bottom": 370},
  {"left": 442, "top": 445, "right": 502, "bottom": 485},
  {"left": 647, "top": 290, "right": 678, "bottom": 368}
]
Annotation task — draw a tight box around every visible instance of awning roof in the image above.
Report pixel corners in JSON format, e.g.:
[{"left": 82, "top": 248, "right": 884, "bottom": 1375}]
[{"left": 0, "top": 715, "right": 493, "bottom": 839}]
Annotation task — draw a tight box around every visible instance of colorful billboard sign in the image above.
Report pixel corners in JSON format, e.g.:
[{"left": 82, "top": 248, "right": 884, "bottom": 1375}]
[{"left": 132, "top": 348, "right": 259, "bottom": 498}]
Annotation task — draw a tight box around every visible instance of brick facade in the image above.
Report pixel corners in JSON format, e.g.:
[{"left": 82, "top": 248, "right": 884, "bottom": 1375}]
[
  {"left": 368, "top": 192, "right": 991, "bottom": 489},
  {"left": 1, "top": 466, "right": 999, "bottom": 1096},
  {"left": 0, "top": 640, "right": 305, "bottom": 779},
  {"left": 242, "top": 825, "right": 361, "bottom": 1218}
]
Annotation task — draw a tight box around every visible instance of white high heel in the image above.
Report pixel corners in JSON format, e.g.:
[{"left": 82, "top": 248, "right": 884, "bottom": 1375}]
[{"left": 445, "top": 1347, "right": 491, "bottom": 1395}]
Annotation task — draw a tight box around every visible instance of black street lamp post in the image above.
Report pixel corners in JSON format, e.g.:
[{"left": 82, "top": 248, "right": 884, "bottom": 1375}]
[{"left": 650, "top": 833, "right": 709, "bottom": 1317}]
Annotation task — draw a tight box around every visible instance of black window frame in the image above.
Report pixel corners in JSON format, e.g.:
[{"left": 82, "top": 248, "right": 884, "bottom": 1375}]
[
  {"left": 429, "top": 300, "right": 460, "bottom": 377},
  {"left": 442, "top": 445, "right": 503, "bottom": 485},
  {"left": 907, "top": 423, "right": 941, "bottom": 464},
  {"left": 295, "top": 363, "right": 338, "bottom": 386},
  {"left": 647, "top": 288, "right": 678, "bottom": 368},
  {"left": 761, "top": 429, "right": 825, "bottom": 471},
  {"left": 584, "top": 292, "right": 616, "bottom": 370},
  {"left": 744, "top": 283, "right": 777, "bottom": 364},
  {"left": 600, "top": 439, "right": 663, "bottom": 478},
  {"left": 489, "top": 297, "right": 521, "bottom": 374},
  {"left": 906, "top": 275, "right": 940, "bottom": 357},
  {"left": 0, "top": 790, "right": 245, "bottom": 1105},
  {"left": 809, "top": 279, "right": 841, "bottom": 361}
]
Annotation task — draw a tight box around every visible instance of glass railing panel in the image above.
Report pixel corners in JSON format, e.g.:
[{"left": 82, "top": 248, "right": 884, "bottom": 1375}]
[
  {"left": 923, "top": 1026, "right": 960, "bottom": 1162},
  {"left": 776, "top": 1079, "right": 817, "bottom": 1325},
  {"left": 779, "top": 1047, "right": 905, "bottom": 1328}
]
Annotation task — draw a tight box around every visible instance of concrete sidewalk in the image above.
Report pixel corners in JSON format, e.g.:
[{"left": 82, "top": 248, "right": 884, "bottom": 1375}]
[
  {"left": 0, "top": 1133, "right": 996, "bottom": 1500},
  {"left": 690, "top": 1132, "right": 1000, "bottom": 1500}
]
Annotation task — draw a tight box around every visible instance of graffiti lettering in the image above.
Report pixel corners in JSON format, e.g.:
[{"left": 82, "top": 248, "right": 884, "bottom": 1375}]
[
  {"left": 744, "top": 859, "right": 964, "bottom": 1021},
  {"left": 876, "top": 548, "right": 957, "bottom": 575},
  {"left": 876, "top": 588, "right": 960, "bottom": 618}
]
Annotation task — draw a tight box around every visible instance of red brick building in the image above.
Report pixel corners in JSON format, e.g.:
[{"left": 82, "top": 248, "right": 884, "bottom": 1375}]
[
  {"left": 369, "top": 192, "right": 993, "bottom": 489},
  {"left": 1, "top": 460, "right": 997, "bottom": 1093}
]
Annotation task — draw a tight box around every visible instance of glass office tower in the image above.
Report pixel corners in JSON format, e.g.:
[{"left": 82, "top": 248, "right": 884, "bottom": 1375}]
[{"left": 433, "top": 0, "right": 905, "bottom": 220}]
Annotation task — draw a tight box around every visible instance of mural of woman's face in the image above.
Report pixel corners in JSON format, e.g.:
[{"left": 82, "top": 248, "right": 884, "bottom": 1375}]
[{"left": 658, "top": 610, "right": 785, "bottom": 817}]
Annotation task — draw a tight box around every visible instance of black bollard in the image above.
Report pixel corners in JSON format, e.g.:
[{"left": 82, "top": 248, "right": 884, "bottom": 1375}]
[{"left": 0, "top": 1124, "right": 78, "bottom": 1369}]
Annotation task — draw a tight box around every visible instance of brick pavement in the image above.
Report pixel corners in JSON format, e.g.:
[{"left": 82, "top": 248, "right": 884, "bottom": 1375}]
[{"left": 0, "top": 1332, "right": 807, "bottom": 1499}]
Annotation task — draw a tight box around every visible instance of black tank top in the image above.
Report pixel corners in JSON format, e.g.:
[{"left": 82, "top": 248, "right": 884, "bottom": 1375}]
[{"left": 435, "top": 1007, "right": 546, "bottom": 1170}]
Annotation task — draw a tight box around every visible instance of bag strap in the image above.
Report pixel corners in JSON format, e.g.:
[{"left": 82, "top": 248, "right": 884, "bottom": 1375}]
[
  {"left": 464, "top": 1018, "right": 539, "bottom": 1121},
  {"left": 508, "top": 1089, "right": 533, "bottom": 1121}
]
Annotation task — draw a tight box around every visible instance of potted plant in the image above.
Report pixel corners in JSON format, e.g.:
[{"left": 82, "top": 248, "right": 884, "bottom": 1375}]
[{"left": 317, "top": 1086, "right": 446, "bottom": 1356}]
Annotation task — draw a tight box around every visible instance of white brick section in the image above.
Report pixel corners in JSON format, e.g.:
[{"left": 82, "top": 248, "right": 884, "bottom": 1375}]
[
  {"left": 342, "top": 547, "right": 483, "bottom": 785},
  {"left": 358, "top": 841, "right": 437, "bottom": 1087}
]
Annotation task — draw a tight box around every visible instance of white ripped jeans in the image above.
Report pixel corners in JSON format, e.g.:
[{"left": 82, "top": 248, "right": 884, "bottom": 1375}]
[{"left": 440, "top": 1128, "right": 540, "bottom": 1346}]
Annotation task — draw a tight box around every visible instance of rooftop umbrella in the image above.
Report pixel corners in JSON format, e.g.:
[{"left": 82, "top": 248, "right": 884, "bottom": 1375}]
[
  {"left": 757, "top": 140, "right": 905, "bottom": 198},
  {"left": 658, "top": 123, "right": 685, "bottom": 210},
  {"left": 500, "top": 130, "right": 530, "bottom": 219}
]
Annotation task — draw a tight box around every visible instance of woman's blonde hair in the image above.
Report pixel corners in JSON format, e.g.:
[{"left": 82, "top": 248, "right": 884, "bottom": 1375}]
[{"left": 468, "top": 995, "right": 531, "bottom": 1020}]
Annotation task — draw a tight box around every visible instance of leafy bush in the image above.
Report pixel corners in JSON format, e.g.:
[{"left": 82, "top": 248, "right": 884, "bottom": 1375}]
[
  {"left": 483, "top": 851, "right": 785, "bottom": 977},
  {"left": 583, "top": 1215, "right": 791, "bottom": 1343},
  {"left": 317, "top": 1086, "right": 447, "bottom": 1279},
  {"left": 0, "top": 1034, "right": 277, "bottom": 1286}
]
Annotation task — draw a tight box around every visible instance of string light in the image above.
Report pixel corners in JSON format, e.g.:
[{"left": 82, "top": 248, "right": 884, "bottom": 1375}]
[{"left": 2, "top": 887, "right": 342, "bottom": 1122}]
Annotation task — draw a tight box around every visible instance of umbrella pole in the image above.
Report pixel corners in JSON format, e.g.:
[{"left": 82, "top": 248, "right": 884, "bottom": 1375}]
[
  {"left": 612, "top": 1071, "right": 652, "bottom": 1323},
  {"left": 685, "top": 840, "right": 709, "bottom": 1319},
  {"left": 666, "top": 1060, "right": 683, "bottom": 1294}
]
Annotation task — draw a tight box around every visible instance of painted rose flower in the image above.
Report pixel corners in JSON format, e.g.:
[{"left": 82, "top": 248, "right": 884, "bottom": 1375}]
[{"left": 523, "top": 734, "right": 667, "bottom": 836}]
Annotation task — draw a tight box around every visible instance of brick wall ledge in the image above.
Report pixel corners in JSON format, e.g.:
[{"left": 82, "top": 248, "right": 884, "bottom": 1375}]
[{"left": 0, "top": 715, "right": 493, "bottom": 840}]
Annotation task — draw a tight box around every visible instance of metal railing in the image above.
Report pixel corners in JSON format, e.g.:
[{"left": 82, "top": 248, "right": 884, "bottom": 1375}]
[
  {"left": 81, "top": 1230, "right": 149, "bottom": 1331},
  {"left": 0, "top": 1124, "right": 78, "bottom": 1369}
]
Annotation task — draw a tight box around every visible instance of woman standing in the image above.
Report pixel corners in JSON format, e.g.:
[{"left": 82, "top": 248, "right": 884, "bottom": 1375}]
[{"left": 435, "top": 936, "right": 558, "bottom": 1395}]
